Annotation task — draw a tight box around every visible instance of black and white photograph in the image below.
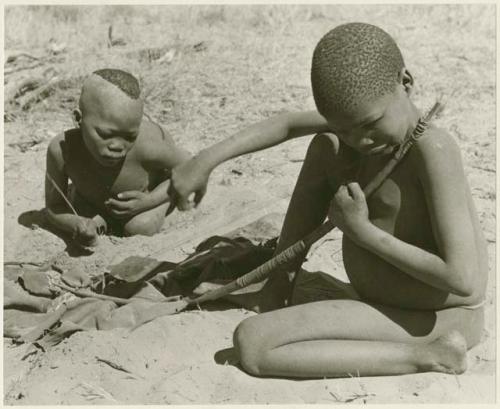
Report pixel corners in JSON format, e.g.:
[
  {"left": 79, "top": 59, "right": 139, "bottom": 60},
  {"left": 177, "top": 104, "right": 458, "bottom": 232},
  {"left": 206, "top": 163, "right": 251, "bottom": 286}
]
[{"left": 3, "top": 3, "right": 496, "bottom": 405}]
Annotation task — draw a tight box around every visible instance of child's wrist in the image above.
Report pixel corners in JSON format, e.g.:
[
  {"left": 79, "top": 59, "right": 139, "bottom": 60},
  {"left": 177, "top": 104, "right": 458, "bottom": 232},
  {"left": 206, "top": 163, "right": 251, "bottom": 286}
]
[
  {"left": 196, "top": 149, "right": 218, "bottom": 172},
  {"left": 351, "top": 221, "right": 376, "bottom": 247},
  {"left": 144, "top": 191, "right": 164, "bottom": 210}
]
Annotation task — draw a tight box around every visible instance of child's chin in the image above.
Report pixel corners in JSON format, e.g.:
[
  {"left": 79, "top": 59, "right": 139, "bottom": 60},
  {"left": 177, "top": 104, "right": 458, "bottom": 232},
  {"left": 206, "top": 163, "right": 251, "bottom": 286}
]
[{"left": 98, "top": 156, "right": 125, "bottom": 167}]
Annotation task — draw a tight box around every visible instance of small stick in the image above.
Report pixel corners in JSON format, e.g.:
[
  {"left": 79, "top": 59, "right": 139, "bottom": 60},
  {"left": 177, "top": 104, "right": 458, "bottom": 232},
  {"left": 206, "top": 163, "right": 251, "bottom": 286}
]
[
  {"left": 4, "top": 261, "right": 44, "bottom": 267},
  {"left": 54, "top": 282, "right": 182, "bottom": 305},
  {"left": 95, "top": 356, "right": 143, "bottom": 378},
  {"left": 45, "top": 172, "right": 79, "bottom": 216}
]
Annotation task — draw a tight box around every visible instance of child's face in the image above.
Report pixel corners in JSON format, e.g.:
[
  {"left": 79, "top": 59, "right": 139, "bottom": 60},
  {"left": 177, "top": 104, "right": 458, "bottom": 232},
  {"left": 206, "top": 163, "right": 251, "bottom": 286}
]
[
  {"left": 325, "top": 84, "right": 413, "bottom": 156},
  {"left": 79, "top": 97, "right": 143, "bottom": 167}
]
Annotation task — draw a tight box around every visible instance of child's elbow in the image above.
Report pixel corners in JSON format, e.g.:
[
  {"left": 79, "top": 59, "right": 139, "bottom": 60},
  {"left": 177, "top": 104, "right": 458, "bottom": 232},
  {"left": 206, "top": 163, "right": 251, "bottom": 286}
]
[{"left": 450, "top": 266, "right": 475, "bottom": 297}]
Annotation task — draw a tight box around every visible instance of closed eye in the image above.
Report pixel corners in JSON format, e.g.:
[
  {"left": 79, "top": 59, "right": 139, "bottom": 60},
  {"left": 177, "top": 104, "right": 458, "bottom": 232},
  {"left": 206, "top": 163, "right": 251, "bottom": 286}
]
[
  {"left": 125, "top": 133, "right": 138, "bottom": 142},
  {"left": 96, "top": 128, "right": 137, "bottom": 142},
  {"left": 361, "top": 116, "right": 383, "bottom": 130}
]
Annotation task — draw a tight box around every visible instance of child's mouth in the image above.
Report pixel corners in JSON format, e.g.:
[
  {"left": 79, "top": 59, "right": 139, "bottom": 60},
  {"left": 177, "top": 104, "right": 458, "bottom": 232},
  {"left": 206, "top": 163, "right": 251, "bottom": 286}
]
[{"left": 102, "top": 155, "right": 125, "bottom": 165}]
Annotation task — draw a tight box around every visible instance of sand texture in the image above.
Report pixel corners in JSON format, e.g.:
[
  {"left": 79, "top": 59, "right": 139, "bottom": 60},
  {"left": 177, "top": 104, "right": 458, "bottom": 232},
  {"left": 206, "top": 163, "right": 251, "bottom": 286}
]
[{"left": 4, "top": 4, "right": 495, "bottom": 404}]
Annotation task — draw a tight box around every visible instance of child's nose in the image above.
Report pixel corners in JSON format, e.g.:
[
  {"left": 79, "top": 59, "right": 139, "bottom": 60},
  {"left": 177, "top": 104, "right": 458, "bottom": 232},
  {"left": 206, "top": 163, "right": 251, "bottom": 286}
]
[{"left": 108, "top": 140, "right": 125, "bottom": 152}]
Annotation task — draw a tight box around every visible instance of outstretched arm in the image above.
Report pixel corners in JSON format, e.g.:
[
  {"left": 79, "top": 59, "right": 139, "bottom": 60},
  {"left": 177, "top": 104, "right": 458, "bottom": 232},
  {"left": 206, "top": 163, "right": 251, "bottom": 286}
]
[{"left": 170, "top": 110, "right": 330, "bottom": 210}]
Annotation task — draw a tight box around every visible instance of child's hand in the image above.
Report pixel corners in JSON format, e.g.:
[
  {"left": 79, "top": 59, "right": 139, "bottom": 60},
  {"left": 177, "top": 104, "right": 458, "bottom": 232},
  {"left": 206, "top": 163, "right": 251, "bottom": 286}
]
[
  {"left": 73, "top": 218, "right": 99, "bottom": 247},
  {"left": 329, "top": 182, "right": 370, "bottom": 241},
  {"left": 169, "top": 159, "right": 209, "bottom": 211},
  {"left": 105, "top": 191, "right": 151, "bottom": 219}
]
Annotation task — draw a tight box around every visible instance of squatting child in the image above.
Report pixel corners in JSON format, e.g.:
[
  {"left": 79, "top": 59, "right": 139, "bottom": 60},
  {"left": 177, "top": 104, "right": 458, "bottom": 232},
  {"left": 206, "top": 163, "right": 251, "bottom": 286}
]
[
  {"left": 45, "top": 69, "right": 191, "bottom": 247},
  {"left": 168, "top": 23, "right": 488, "bottom": 378}
]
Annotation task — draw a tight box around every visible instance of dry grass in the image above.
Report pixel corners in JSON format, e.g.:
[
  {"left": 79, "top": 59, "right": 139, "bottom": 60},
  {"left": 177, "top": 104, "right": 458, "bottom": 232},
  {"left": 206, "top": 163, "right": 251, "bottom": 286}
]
[{"left": 5, "top": 5, "right": 494, "bottom": 153}]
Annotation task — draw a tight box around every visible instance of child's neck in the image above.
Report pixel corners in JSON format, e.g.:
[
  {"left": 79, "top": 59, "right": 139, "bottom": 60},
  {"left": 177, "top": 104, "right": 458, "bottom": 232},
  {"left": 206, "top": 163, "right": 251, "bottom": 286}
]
[{"left": 404, "top": 100, "right": 422, "bottom": 140}]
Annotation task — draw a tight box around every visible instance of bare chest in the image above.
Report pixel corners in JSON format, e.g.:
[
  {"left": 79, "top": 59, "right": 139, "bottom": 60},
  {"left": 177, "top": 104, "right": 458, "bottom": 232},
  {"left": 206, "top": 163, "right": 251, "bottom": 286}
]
[
  {"left": 65, "top": 154, "right": 150, "bottom": 208},
  {"left": 330, "top": 154, "right": 430, "bottom": 241}
]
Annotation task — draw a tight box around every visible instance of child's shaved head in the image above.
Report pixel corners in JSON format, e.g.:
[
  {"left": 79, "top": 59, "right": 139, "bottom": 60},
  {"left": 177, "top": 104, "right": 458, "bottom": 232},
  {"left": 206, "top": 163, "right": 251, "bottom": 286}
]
[
  {"left": 311, "top": 23, "right": 404, "bottom": 117},
  {"left": 79, "top": 69, "right": 143, "bottom": 117},
  {"left": 93, "top": 68, "right": 141, "bottom": 100}
]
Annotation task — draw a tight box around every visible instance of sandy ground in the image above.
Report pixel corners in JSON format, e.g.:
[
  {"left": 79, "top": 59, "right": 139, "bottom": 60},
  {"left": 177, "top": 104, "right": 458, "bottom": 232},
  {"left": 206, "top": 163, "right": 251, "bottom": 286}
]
[{"left": 3, "top": 4, "right": 496, "bottom": 404}]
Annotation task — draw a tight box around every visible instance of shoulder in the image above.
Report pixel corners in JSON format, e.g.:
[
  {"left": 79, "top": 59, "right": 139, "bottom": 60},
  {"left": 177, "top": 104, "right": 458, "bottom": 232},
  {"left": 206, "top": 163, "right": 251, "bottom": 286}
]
[
  {"left": 48, "top": 128, "right": 81, "bottom": 160},
  {"left": 412, "top": 126, "right": 460, "bottom": 156},
  {"left": 411, "top": 125, "right": 462, "bottom": 165},
  {"left": 133, "top": 119, "right": 182, "bottom": 167},
  {"left": 47, "top": 131, "right": 67, "bottom": 159},
  {"left": 410, "top": 125, "right": 465, "bottom": 180},
  {"left": 135, "top": 119, "right": 175, "bottom": 149}
]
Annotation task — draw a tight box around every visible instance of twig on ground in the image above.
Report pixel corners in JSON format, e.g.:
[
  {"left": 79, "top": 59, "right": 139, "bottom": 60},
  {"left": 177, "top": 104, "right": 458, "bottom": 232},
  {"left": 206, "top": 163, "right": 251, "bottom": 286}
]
[
  {"left": 6, "top": 51, "right": 40, "bottom": 63},
  {"left": 78, "top": 381, "right": 119, "bottom": 403},
  {"left": 328, "top": 391, "right": 341, "bottom": 402},
  {"left": 344, "top": 392, "right": 376, "bottom": 403},
  {"left": 4, "top": 62, "right": 44, "bottom": 75},
  {"left": 95, "top": 356, "right": 143, "bottom": 379},
  {"left": 471, "top": 165, "right": 495, "bottom": 173},
  {"left": 4, "top": 261, "right": 44, "bottom": 267}
]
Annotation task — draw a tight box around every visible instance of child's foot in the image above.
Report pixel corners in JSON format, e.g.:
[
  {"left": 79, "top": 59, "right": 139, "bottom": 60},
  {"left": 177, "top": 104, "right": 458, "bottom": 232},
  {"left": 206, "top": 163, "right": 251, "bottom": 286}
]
[{"left": 424, "top": 331, "right": 467, "bottom": 374}]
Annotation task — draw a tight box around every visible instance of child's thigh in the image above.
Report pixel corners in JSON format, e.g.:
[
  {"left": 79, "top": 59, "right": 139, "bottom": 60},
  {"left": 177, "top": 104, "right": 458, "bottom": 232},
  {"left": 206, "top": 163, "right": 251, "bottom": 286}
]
[
  {"left": 123, "top": 203, "right": 170, "bottom": 237},
  {"left": 235, "top": 299, "right": 483, "bottom": 351}
]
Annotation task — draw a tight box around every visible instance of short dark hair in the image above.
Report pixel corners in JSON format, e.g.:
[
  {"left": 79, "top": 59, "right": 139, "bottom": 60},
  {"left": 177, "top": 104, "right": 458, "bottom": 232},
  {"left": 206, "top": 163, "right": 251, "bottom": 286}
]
[
  {"left": 311, "top": 23, "right": 404, "bottom": 117},
  {"left": 93, "top": 68, "right": 141, "bottom": 99}
]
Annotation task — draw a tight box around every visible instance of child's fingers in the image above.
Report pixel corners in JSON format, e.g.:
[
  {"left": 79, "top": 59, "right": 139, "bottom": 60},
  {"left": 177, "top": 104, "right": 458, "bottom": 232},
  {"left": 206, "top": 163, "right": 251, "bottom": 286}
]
[
  {"left": 166, "top": 201, "right": 176, "bottom": 216},
  {"left": 194, "top": 187, "right": 207, "bottom": 207},
  {"left": 105, "top": 198, "right": 131, "bottom": 210},
  {"left": 117, "top": 191, "right": 141, "bottom": 200},
  {"left": 173, "top": 190, "right": 195, "bottom": 211},
  {"left": 334, "top": 185, "right": 350, "bottom": 201},
  {"left": 167, "top": 184, "right": 182, "bottom": 208},
  {"left": 78, "top": 229, "right": 97, "bottom": 241},
  {"left": 335, "top": 185, "right": 347, "bottom": 195},
  {"left": 91, "top": 215, "right": 107, "bottom": 235},
  {"left": 347, "top": 182, "right": 365, "bottom": 201},
  {"left": 178, "top": 198, "right": 194, "bottom": 211}
]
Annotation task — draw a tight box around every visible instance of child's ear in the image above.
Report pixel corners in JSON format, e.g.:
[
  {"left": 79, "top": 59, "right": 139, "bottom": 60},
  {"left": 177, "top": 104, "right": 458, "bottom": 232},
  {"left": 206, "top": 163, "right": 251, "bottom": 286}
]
[
  {"left": 399, "top": 68, "right": 414, "bottom": 95},
  {"left": 73, "top": 109, "right": 82, "bottom": 127}
]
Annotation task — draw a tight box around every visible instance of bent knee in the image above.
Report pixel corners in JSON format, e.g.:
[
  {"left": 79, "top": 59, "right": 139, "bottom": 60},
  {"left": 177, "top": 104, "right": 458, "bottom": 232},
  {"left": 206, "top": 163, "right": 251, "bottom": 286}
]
[
  {"left": 123, "top": 213, "right": 164, "bottom": 237},
  {"left": 233, "top": 318, "right": 267, "bottom": 376}
]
